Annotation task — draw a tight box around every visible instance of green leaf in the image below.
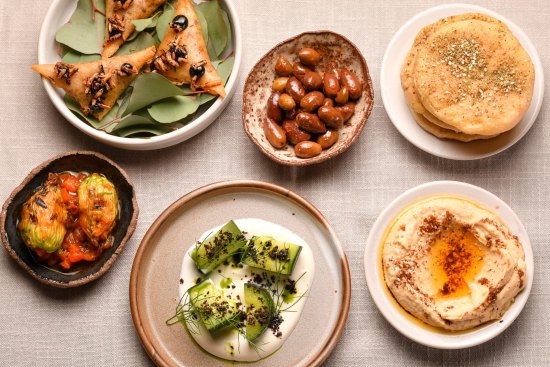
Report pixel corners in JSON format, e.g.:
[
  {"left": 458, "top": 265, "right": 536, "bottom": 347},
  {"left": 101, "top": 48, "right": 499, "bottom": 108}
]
[
  {"left": 221, "top": 8, "right": 232, "bottom": 56},
  {"left": 195, "top": 6, "right": 209, "bottom": 46},
  {"left": 61, "top": 48, "right": 101, "bottom": 63},
  {"left": 132, "top": 12, "right": 161, "bottom": 32},
  {"left": 111, "top": 116, "right": 174, "bottom": 137},
  {"left": 200, "top": 56, "right": 234, "bottom": 104},
  {"left": 123, "top": 73, "right": 185, "bottom": 116},
  {"left": 113, "top": 32, "right": 157, "bottom": 56},
  {"left": 148, "top": 95, "right": 201, "bottom": 123},
  {"left": 156, "top": 2, "right": 175, "bottom": 41},
  {"left": 198, "top": 0, "right": 228, "bottom": 59},
  {"left": 56, "top": 0, "right": 105, "bottom": 54}
]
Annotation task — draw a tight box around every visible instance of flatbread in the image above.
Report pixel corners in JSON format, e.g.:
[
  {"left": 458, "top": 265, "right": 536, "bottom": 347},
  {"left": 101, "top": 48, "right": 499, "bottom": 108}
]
[
  {"left": 413, "top": 112, "right": 497, "bottom": 142},
  {"left": 414, "top": 18, "right": 535, "bottom": 136},
  {"left": 400, "top": 13, "right": 499, "bottom": 116},
  {"left": 32, "top": 46, "right": 156, "bottom": 120},
  {"left": 151, "top": 0, "right": 226, "bottom": 97},
  {"left": 102, "top": 0, "right": 166, "bottom": 58}
]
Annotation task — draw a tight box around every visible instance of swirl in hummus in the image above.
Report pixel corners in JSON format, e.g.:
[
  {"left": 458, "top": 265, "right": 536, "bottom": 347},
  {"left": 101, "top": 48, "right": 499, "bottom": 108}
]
[{"left": 382, "top": 196, "right": 526, "bottom": 331}]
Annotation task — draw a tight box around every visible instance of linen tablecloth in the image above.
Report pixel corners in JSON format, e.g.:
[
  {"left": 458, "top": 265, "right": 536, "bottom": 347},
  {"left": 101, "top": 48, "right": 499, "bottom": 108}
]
[{"left": 1, "top": 0, "right": 549, "bottom": 365}]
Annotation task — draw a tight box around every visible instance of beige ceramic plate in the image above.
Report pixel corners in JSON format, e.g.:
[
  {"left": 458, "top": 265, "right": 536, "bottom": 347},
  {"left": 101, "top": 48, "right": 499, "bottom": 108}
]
[
  {"left": 130, "top": 180, "right": 350, "bottom": 366},
  {"left": 243, "top": 31, "right": 374, "bottom": 166}
]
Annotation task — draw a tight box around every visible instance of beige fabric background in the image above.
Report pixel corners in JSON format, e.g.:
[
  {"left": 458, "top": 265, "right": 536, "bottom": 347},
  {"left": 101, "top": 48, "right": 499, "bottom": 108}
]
[{"left": 1, "top": 0, "right": 549, "bottom": 366}]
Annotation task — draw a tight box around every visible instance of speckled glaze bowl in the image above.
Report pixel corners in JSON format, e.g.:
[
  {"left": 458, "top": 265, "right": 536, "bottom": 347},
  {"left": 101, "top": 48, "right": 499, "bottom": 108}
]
[
  {"left": 0, "top": 151, "right": 139, "bottom": 288},
  {"left": 242, "top": 31, "right": 374, "bottom": 166}
]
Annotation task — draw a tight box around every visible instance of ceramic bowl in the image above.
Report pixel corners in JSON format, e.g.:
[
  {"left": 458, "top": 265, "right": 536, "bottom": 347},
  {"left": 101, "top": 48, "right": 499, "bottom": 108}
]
[
  {"left": 243, "top": 31, "right": 374, "bottom": 166},
  {"left": 0, "top": 151, "right": 139, "bottom": 287},
  {"left": 364, "top": 181, "right": 533, "bottom": 349},
  {"left": 37, "top": 0, "right": 242, "bottom": 150},
  {"left": 130, "top": 180, "right": 350, "bottom": 366},
  {"left": 380, "top": 4, "right": 544, "bottom": 160}
]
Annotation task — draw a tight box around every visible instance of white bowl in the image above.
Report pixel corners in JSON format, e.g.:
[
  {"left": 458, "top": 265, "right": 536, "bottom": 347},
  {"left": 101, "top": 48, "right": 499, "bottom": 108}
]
[
  {"left": 37, "top": 0, "right": 242, "bottom": 150},
  {"left": 380, "top": 3, "right": 545, "bottom": 160},
  {"left": 364, "top": 181, "right": 534, "bottom": 349}
]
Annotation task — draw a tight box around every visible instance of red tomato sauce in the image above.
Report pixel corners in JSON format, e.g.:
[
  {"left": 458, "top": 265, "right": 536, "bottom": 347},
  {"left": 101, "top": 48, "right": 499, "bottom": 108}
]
[{"left": 32, "top": 172, "right": 112, "bottom": 270}]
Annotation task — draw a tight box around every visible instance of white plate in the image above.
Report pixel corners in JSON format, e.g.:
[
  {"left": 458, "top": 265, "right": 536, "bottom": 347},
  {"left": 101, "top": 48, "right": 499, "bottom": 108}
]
[
  {"left": 364, "top": 181, "right": 534, "bottom": 349},
  {"left": 380, "top": 3, "right": 545, "bottom": 160},
  {"left": 37, "top": 0, "right": 242, "bottom": 150}
]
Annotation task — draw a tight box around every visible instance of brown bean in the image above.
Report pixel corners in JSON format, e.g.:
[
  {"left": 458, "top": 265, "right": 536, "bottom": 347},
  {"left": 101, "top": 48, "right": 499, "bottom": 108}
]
[
  {"left": 295, "top": 141, "right": 322, "bottom": 158},
  {"left": 296, "top": 112, "right": 327, "bottom": 134},
  {"left": 328, "top": 68, "right": 342, "bottom": 81},
  {"left": 285, "top": 108, "right": 298, "bottom": 120},
  {"left": 300, "top": 91, "right": 324, "bottom": 113},
  {"left": 298, "top": 48, "right": 321, "bottom": 67},
  {"left": 337, "top": 102, "right": 356, "bottom": 122},
  {"left": 263, "top": 118, "right": 287, "bottom": 149},
  {"left": 272, "top": 77, "right": 289, "bottom": 92},
  {"left": 317, "top": 130, "right": 339, "bottom": 149},
  {"left": 285, "top": 77, "right": 306, "bottom": 103},
  {"left": 275, "top": 55, "right": 293, "bottom": 76},
  {"left": 301, "top": 70, "right": 323, "bottom": 91},
  {"left": 335, "top": 86, "right": 349, "bottom": 105},
  {"left": 318, "top": 106, "right": 344, "bottom": 129},
  {"left": 323, "top": 98, "right": 334, "bottom": 107},
  {"left": 341, "top": 69, "right": 362, "bottom": 99},
  {"left": 278, "top": 93, "right": 296, "bottom": 111},
  {"left": 282, "top": 119, "right": 311, "bottom": 145},
  {"left": 323, "top": 73, "right": 340, "bottom": 98},
  {"left": 267, "top": 92, "right": 283, "bottom": 122},
  {"left": 292, "top": 62, "right": 310, "bottom": 81}
]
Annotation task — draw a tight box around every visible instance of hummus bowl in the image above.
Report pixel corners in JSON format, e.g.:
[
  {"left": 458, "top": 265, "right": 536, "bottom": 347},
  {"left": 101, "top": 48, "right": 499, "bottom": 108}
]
[{"left": 364, "top": 181, "right": 533, "bottom": 349}]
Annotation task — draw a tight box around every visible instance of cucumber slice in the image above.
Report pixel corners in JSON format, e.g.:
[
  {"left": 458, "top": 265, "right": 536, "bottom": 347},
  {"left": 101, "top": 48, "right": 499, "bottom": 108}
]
[
  {"left": 188, "top": 279, "right": 241, "bottom": 335},
  {"left": 241, "top": 236, "right": 302, "bottom": 275},
  {"left": 190, "top": 220, "right": 247, "bottom": 274},
  {"left": 244, "top": 283, "right": 275, "bottom": 341}
]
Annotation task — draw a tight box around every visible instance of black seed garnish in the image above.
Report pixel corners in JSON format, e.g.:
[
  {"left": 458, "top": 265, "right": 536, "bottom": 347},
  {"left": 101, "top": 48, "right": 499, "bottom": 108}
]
[{"left": 170, "top": 15, "right": 188, "bottom": 31}]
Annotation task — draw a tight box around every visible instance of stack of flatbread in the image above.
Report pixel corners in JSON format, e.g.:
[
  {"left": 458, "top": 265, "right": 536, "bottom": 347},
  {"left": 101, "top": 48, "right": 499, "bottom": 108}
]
[
  {"left": 33, "top": 0, "right": 225, "bottom": 121},
  {"left": 401, "top": 13, "right": 535, "bottom": 142}
]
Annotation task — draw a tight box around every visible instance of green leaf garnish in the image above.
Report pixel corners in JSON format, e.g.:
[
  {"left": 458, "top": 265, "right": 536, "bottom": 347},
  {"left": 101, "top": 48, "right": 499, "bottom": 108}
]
[
  {"left": 148, "top": 95, "right": 201, "bottom": 123},
  {"left": 113, "top": 32, "right": 157, "bottom": 57},
  {"left": 55, "top": 0, "right": 105, "bottom": 55},
  {"left": 155, "top": 2, "right": 175, "bottom": 42},
  {"left": 132, "top": 12, "right": 161, "bottom": 32},
  {"left": 198, "top": 0, "right": 229, "bottom": 59},
  {"left": 122, "top": 73, "right": 185, "bottom": 116}
]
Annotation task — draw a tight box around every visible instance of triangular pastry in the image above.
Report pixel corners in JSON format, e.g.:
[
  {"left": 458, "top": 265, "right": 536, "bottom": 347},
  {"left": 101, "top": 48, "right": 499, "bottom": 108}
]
[
  {"left": 103, "top": 0, "right": 167, "bottom": 58},
  {"left": 151, "top": 0, "right": 226, "bottom": 97},
  {"left": 32, "top": 46, "right": 156, "bottom": 121}
]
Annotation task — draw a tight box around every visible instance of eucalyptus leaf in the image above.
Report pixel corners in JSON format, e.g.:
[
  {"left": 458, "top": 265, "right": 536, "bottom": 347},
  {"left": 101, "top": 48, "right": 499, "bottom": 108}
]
[
  {"left": 61, "top": 48, "right": 101, "bottom": 64},
  {"left": 123, "top": 73, "right": 185, "bottom": 116},
  {"left": 200, "top": 56, "right": 234, "bottom": 104},
  {"left": 198, "top": 0, "right": 228, "bottom": 59},
  {"left": 148, "top": 95, "right": 201, "bottom": 123},
  {"left": 114, "top": 32, "right": 157, "bottom": 57},
  {"left": 221, "top": 9, "right": 232, "bottom": 57},
  {"left": 156, "top": 3, "right": 175, "bottom": 41},
  {"left": 195, "top": 6, "right": 209, "bottom": 46},
  {"left": 109, "top": 114, "right": 153, "bottom": 132},
  {"left": 132, "top": 12, "right": 161, "bottom": 32},
  {"left": 113, "top": 123, "right": 174, "bottom": 138},
  {"left": 56, "top": 0, "right": 105, "bottom": 54}
]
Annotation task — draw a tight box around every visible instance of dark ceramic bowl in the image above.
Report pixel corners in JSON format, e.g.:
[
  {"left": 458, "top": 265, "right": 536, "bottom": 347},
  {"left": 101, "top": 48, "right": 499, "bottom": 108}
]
[{"left": 0, "top": 151, "right": 139, "bottom": 287}]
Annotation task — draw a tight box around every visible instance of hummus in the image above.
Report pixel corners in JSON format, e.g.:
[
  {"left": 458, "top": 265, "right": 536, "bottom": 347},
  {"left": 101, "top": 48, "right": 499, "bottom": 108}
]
[{"left": 382, "top": 196, "right": 526, "bottom": 331}]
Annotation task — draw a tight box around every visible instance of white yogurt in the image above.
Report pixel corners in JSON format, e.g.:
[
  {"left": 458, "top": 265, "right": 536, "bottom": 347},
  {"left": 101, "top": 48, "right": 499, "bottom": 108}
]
[{"left": 178, "top": 218, "right": 315, "bottom": 362}]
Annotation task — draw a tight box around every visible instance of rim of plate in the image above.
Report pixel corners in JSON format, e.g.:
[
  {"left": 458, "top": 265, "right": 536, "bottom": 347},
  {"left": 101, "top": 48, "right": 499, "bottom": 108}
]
[
  {"left": 380, "top": 3, "right": 545, "bottom": 160},
  {"left": 37, "top": 0, "right": 242, "bottom": 150},
  {"left": 129, "top": 180, "right": 351, "bottom": 366},
  {"left": 364, "top": 180, "right": 534, "bottom": 349}
]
